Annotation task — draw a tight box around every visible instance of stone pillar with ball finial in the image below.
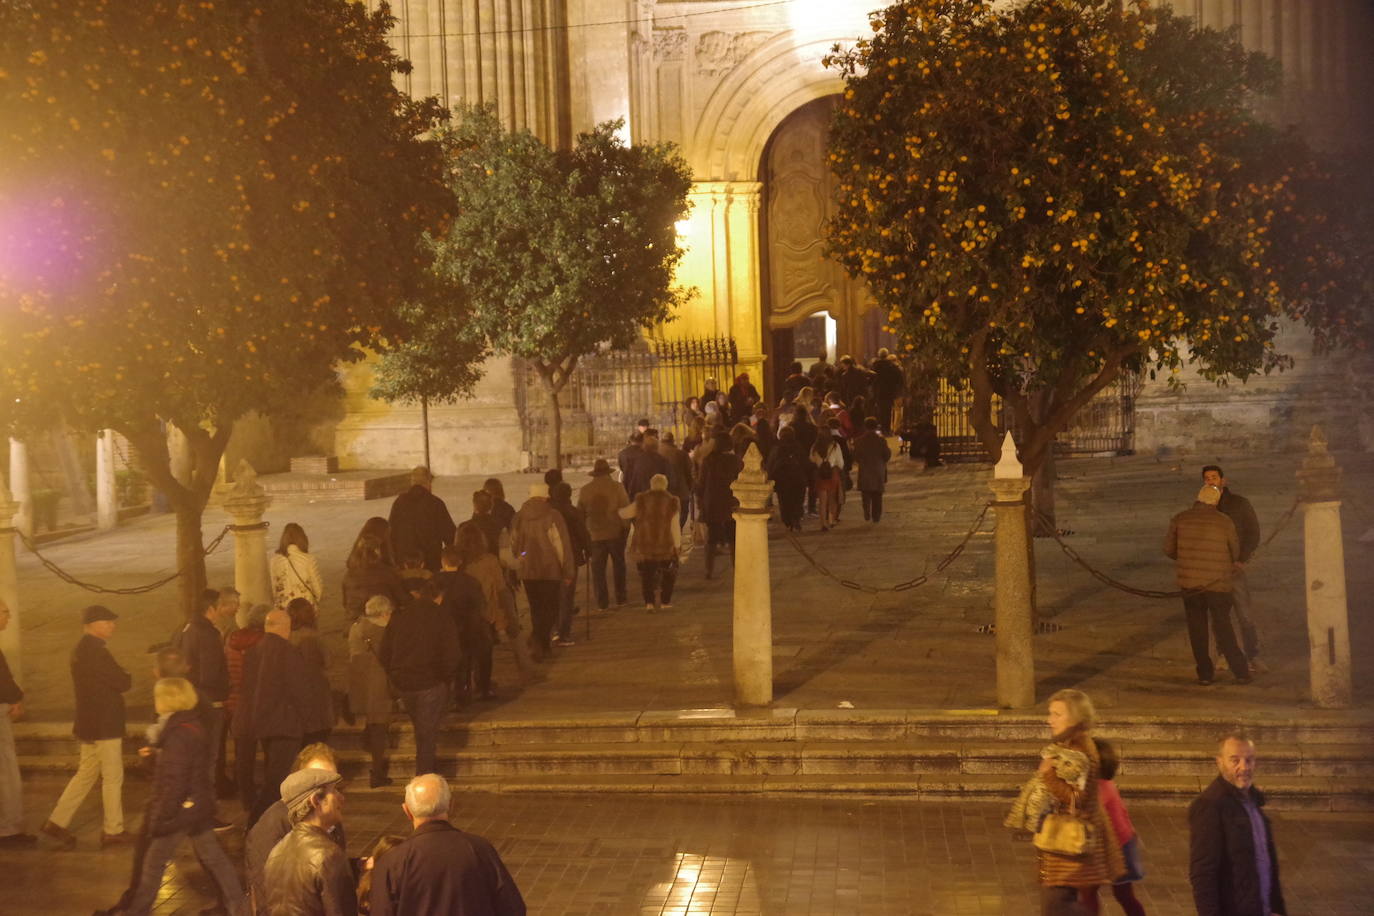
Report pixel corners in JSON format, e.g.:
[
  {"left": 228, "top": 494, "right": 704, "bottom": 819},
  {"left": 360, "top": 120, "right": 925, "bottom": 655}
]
[
  {"left": 219, "top": 460, "right": 274, "bottom": 611},
  {"left": 1296, "top": 425, "right": 1352, "bottom": 708},
  {"left": 730, "top": 442, "right": 776, "bottom": 707},
  {"left": 989, "top": 432, "right": 1036, "bottom": 708}
]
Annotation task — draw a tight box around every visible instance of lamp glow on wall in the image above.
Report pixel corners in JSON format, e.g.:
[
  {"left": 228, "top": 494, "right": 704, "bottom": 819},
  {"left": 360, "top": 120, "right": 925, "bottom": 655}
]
[{"left": 786, "top": 0, "right": 871, "bottom": 42}]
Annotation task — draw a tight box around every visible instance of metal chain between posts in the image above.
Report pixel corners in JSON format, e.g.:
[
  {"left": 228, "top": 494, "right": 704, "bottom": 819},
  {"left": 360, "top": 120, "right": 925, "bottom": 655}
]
[
  {"left": 2, "top": 524, "right": 234, "bottom": 595},
  {"left": 781, "top": 502, "right": 992, "bottom": 594},
  {"left": 1031, "top": 496, "right": 1302, "bottom": 600}
]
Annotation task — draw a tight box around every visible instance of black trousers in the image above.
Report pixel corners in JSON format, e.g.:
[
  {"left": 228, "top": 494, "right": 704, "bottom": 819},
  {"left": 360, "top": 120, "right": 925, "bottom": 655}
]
[
  {"left": 777, "top": 484, "right": 805, "bottom": 529},
  {"left": 589, "top": 536, "right": 628, "bottom": 608},
  {"left": 861, "top": 490, "right": 884, "bottom": 522},
  {"left": 250, "top": 735, "right": 302, "bottom": 827},
  {"left": 1184, "top": 590, "right": 1250, "bottom": 681},
  {"left": 524, "top": 579, "right": 562, "bottom": 653},
  {"left": 638, "top": 560, "right": 678, "bottom": 606}
]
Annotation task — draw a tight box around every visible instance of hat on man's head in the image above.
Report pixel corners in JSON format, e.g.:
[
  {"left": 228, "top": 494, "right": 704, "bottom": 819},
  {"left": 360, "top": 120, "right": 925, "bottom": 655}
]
[
  {"left": 1196, "top": 484, "right": 1222, "bottom": 506},
  {"left": 82, "top": 605, "right": 118, "bottom": 625},
  {"left": 528, "top": 482, "right": 549, "bottom": 500},
  {"left": 279, "top": 767, "right": 342, "bottom": 814},
  {"left": 591, "top": 458, "right": 612, "bottom": 476}
]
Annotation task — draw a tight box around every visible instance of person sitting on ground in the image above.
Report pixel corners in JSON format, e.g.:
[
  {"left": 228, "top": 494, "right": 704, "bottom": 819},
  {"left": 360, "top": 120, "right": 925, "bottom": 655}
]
[
  {"left": 263, "top": 767, "right": 355, "bottom": 916},
  {"left": 246, "top": 743, "right": 348, "bottom": 912},
  {"left": 369, "top": 774, "right": 525, "bottom": 916}
]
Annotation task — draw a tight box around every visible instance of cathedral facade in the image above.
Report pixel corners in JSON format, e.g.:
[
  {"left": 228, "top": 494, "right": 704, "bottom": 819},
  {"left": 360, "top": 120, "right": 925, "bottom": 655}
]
[{"left": 331, "top": 0, "right": 1374, "bottom": 474}]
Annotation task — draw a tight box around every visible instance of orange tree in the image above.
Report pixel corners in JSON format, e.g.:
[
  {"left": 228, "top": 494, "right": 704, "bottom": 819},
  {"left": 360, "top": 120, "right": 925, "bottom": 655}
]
[
  {"left": 825, "top": 0, "right": 1368, "bottom": 504},
  {"left": 0, "top": 0, "right": 451, "bottom": 613}
]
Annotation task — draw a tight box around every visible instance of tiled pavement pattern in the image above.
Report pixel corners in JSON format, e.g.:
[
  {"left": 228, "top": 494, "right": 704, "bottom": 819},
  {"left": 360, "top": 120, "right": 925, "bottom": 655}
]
[
  {"left": 10, "top": 452, "right": 1374, "bottom": 723},
  {"left": 8, "top": 784, "right": 1374, "bottom": 915}
]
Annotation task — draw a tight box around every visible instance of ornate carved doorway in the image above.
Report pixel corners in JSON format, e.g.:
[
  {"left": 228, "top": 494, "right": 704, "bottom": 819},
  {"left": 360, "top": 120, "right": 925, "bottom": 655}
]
[{"left": 760, "top": 95, "right": 891, "bottom": 395}]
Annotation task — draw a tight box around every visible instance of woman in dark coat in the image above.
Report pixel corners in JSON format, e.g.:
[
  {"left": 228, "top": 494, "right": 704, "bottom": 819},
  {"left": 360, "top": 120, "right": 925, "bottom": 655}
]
[
  {"left": 287, "top": 598, "right": 334, "bottom": 744},
  {"left": 852, "top": 416, "right": 892, "bottom": 523},
  {"left": 726, "top": 372, "right": 761, "bottom": 423},
  {"left": 348, "top": 596, "right": 394, "bottom": 787},
  {"left": 767, "top": 426, "right": 810, "bottom": 532},
  {"left": 342, "top": 534, "right": 407, "bottom": 621},
  {"left": 696, "top": 433, "right": 742, "bottom": 579},
  {"left": 121, "top": 678, "right": 245, "bottom": 916}
]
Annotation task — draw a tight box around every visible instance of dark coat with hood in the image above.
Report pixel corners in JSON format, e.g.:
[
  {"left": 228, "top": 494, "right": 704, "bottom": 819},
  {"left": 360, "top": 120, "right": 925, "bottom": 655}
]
[
  {"left": 145, "top": 709, "right": 215, "bottom": 837},
  {"left": 72, "top": 632, "right": 131, "bottom": 741},
  {"left": 1189, "top": 776, "right": 1287, "bottom": 916},
  {"left": 369, "top": 820, "right": 526, "bottom": 916}
]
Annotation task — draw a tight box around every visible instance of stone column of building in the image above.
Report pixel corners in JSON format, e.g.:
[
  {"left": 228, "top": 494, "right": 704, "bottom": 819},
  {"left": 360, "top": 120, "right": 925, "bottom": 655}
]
[
  {"left": 1296, "top": 425, "right": 1352, "bottom": 708},
  {"left": 0, "top": 476, "right": 21, "bottom": 677},
  {"left": 6, "top": 439, "right": 31, "bottom": 539},
  {"left": 681, "top": 181, "right": 768, "bottom": 393},
  {"left": 219, "top": 461, "right": 274, "bottom": 611},
  {"left": 989, "top": 432, "right": 1036, "bottom": 709},
  {"left": 95, "top": 429, "right": 118, "bottom": 531},
  {"left": 730, "top": 442, "right": 775, "bottom": 707}
]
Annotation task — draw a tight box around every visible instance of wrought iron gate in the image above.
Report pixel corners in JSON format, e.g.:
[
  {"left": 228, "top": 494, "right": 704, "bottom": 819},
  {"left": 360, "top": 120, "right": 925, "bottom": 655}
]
[
  {"left": 910, "top": 374, "right": 1141, "bottom": 461},
  {"left": 516, "top": 336, "right": 739, "bottom": 468}
]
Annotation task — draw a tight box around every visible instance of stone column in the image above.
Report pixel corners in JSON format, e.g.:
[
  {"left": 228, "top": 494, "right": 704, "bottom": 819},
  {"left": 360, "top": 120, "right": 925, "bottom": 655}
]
[
  {"left": 1296, "top": 425, "right": 1352, "bottom": 708},
  {"left": 96, "top": 429, "right": 118, "bottom": 531},
  {"left": 7, "top": 439, "right": 31, "bottom": 539},
  {"left": 989, "top": 432, "right": 1036, "bottom": 709},
  {"left": 219, "top": 460, "right": 273, "bottom": 611},
  {"left": 0, "top": 476, "right": 21, "bottom": 676},
  {"left": 730, "top": 442, "right": 776, "bottom": 707}
]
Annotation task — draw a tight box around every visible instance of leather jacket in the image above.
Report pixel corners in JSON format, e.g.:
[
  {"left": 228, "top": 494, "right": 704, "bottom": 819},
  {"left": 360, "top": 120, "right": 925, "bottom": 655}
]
[{"left": 263, "top": 822, "right": 358, "bottom": 916}]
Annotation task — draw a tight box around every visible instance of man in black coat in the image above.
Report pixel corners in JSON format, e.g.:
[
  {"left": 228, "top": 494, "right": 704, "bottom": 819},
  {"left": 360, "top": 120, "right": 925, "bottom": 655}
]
[
  {"left": 1203, "top": 465, "right": 1264, "bottom": 668},
  {"left": 371, "top": 773, "right": 525, "bottom": 916},
  {"left": 1189, "top": 733, "right": 1287, "bottom": 916},
  {"left": 390, "top": 466, "right": 458, "bottom": 572},
  {"left": 624, "top": 432, "right": 671, "bottom": 502},
  {"left": 870, "top": 350, "right": 905, "bottom": 435},
  {"left": 42, "top": 605, "right": 133, "bottom": 848},
  {"left": 240, "top": 608, "right": 313, "bottom": 827},
  {"left": 174, "top": 588, "right": 232, "bottom": 792},
  {"left": 380, "top": 580, "right": 460, "bottom": 776}
]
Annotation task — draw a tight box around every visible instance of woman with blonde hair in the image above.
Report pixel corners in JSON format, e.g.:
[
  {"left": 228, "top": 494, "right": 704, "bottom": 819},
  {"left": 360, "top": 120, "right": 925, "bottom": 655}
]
[
  {"left": 1009, "top": 688, "right": 1124, "bottom": 915},
  {"left": 112, "top": 678, "right": 245, "bottom": 915}
]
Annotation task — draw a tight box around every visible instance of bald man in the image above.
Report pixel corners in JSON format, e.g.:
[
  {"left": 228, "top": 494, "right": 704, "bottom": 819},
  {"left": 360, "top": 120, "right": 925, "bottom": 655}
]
[
  {"left": 370, "top": 774, "right": 525, "bottom": 916},
  {"left": 240, "top": 608, "right": 313, "bottom": 826}
]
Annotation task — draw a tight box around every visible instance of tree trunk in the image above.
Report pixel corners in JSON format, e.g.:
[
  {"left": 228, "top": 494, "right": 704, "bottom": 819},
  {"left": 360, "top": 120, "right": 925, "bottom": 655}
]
[
  {"left": 547, "top": 384, "right": 562, "bottom": 471},
  {"left": 420, "top": 396, "right": 431, "bottom": 470},
  {"left": 122, "top": 418, "right": 233, "bottom": 618},
  {"left": 1028, "top": 389, "right": 1057, "bottom": 537}
]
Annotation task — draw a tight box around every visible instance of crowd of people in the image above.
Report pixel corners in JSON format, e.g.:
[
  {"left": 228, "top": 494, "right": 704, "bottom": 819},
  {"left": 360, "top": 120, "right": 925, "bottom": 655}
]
[{"left": 0, "top": 345, "right": 1283, "bottom": 914}]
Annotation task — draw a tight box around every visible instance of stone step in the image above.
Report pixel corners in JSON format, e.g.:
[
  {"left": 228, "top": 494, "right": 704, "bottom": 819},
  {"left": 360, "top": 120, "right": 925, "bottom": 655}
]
[
  {"left": 289, "top": 456, "right": 340, "bottom": 474},
  {"left": 17, "top": 709, "right": 1373, "bottom": 754}
]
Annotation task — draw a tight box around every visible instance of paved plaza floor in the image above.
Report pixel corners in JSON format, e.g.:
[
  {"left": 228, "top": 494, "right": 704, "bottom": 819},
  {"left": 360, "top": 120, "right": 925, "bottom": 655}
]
[
  {"left": 7, "top": 449, "right": 1373, "bottom": 722},
  {"left": 8, "top": 780, "right": 1374, "bottom": 915}
]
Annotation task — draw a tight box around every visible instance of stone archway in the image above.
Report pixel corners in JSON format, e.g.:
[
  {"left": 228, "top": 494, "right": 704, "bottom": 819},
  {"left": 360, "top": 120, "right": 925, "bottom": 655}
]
[{"left": 758, "top": 96, "right": 891, "bottom": 393}]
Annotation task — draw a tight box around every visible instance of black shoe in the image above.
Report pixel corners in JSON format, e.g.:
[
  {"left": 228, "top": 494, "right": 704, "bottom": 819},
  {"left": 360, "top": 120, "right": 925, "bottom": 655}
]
[{"left": 369, "top": 774, "right": 394, "bottom": 789}]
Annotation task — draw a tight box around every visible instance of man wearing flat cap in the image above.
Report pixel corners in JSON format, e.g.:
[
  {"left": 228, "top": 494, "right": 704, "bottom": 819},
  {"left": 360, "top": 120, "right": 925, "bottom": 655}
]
[
  {"left": 42, "top": 605, "right": 133, "bottom": 849},
  {"left": 1165, "top": 484, "right": 1252, "bottom": 686},
  {"left": 264, "top": 767, "right": 356, "bottom": 915}
]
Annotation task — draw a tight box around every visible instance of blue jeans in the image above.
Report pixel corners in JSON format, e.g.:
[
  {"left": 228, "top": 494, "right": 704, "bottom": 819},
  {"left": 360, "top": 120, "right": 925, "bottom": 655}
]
[
  {"left": 126, "top": 828, "right": 245, "bottom": 915},
  {"left": 400, "top": 682, "right": 449, "bottom": 776}
]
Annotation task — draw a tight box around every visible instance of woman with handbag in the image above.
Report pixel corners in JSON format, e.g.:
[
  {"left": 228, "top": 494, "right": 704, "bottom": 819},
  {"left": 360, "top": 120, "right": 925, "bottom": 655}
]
[
  {"left": 270, "top": 522, "right": 325, "bottom": 609},
  {"left": 1028, "top": 689, "right": 1125, "bottom": 915}
]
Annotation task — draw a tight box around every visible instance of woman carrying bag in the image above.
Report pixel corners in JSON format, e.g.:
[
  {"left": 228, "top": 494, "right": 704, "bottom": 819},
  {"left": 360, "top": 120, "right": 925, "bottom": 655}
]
[
  {"left": 270, "top": 522, "right": 324, "bottom": 609},
  {"left": 1006, "top": 688, "right": 1124, "bottom": 915}
]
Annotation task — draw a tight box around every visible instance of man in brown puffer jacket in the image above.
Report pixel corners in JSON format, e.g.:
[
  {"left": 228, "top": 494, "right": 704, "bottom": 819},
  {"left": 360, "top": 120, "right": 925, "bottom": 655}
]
[{"left": 1165, "top": 485, "right": 1251, "bottom": 687}]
